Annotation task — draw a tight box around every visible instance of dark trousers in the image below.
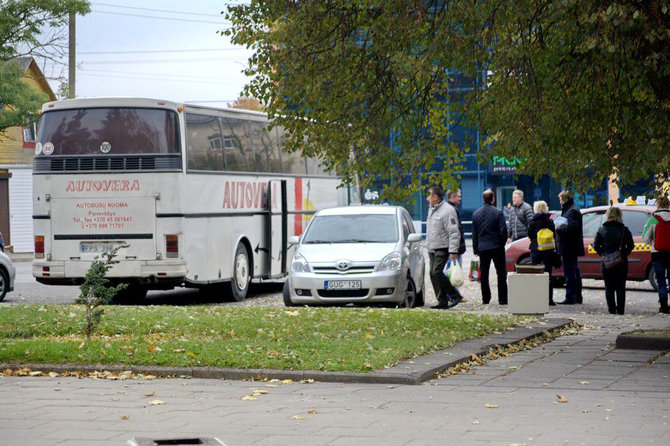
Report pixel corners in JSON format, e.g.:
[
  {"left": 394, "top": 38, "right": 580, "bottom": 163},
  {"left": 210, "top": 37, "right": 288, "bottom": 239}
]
[
  {"left": 561, "top": 255, "right": 583, "bottom": 303},
  {"left": 601, "top": 263, "right": 627, "bottom": 314},
  {"left": 479, "top": 248, "right": 508, "bottom": 304},
  {"left": 531, "top": 251, "right": 554, "bottom": 304},
  {"left": 652, "top": 254, "right": 670, "bottom": 307},
  {"left": 429, "top": 250, "right": 460, "bottom": 305}
]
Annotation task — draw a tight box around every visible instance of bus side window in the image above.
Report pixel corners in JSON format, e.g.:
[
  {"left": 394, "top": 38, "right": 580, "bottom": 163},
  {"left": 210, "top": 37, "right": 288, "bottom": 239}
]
[
  {"left": 186, "top": 113, "right": 221, "bottom": 171},
  {"left": 220, "top": 117, "right": 250, "bottom": 172},
  {"left": 267, "top": 125, "right": 283, "bottom": 173}
]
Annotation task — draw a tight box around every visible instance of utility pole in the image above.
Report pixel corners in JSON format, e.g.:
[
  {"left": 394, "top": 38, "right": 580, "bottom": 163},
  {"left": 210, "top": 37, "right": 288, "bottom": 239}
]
[{"left": 68, "top": 13, "right": 75, "bottom": 98}]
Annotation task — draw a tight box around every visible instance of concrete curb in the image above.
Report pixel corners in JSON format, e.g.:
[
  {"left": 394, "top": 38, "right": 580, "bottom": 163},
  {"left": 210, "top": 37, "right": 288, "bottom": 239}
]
[
  {"left": 616, "top": 331, "right": 670, "bottom": 351},
  {"left": 1, "top": 318, "right": 573, "bottom": 385}
]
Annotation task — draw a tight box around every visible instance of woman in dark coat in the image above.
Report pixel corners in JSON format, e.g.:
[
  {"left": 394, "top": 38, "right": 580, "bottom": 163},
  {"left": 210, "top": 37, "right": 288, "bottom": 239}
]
[
  {"left": 528, "top": 200, "right": 557, "bottom": 306},
  {"left": 593, "top": 206, "right": 634, "bottom": 315}
]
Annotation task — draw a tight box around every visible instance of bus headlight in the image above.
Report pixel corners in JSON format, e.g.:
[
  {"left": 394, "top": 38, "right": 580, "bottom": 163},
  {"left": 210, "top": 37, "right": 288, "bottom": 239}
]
[{"left": 291, "top": 253, "right": 311, "bottom": 273}]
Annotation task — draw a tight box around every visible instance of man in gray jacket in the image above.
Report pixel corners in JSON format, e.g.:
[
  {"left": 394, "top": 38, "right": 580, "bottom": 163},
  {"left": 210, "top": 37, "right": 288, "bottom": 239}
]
[
  {"left": 426, "top": 186, "right": 463, "bottom": 309},
  {"left": 508, "top": 189, "right": 533, "bottom": 241}
]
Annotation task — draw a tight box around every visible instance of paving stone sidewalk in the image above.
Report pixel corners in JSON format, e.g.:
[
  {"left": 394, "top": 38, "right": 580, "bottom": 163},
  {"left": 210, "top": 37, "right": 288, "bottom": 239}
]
[{"left": 1, "top": 312, "right": 669, "bottom": 446}]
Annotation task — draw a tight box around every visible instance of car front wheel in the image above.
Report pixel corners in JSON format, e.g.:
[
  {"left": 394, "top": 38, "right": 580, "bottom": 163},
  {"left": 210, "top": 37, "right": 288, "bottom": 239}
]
[
  {"left": 401, "top": 276, "right": 419, "bottom": 308},
  {"left": 283, "top": 280, "right": 297, "bottom": 307}
]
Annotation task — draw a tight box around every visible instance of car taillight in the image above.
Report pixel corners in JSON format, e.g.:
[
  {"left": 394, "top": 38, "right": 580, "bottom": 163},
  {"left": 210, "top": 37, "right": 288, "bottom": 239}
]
[
  {"left": 166, "top": 235, "right": 178, "bottom": 258},
  {"left": 35, "top": 236, "right": 45, "bottom": 258}
]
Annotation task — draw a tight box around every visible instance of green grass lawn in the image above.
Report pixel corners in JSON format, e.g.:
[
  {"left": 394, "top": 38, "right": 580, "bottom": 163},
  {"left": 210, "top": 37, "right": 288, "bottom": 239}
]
[{"left": 0, "top": 305, "right": 527, "bottom": 372}]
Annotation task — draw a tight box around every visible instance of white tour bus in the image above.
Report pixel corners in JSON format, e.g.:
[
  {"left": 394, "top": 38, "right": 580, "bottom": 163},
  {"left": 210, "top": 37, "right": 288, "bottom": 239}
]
[{"left": 32, "top": 97, "right": 357, "bottom": 301}]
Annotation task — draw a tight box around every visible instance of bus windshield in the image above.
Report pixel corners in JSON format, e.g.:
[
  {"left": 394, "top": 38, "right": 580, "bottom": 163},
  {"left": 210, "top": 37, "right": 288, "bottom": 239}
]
[{"left": 36, "top": 107, "right": 180, "bottom": 155}]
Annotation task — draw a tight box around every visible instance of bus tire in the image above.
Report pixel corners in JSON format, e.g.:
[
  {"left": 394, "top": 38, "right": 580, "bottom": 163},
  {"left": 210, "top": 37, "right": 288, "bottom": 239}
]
[
  {"left": 230, "top": 243, "right": 251, "bottom": 301},
  {"left": 0, "top": 268, "right": 9, "bottom": 302},
  {"left": 283, "top": 280, "right": 297, "bottom": 307}
]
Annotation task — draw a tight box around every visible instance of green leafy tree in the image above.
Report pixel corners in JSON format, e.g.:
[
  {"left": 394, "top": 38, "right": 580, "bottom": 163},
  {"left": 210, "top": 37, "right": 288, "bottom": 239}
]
[
  {"left": 76, "top": 246, "right": 127, "bottom": 339},
  {"left": 0, "top": 0, "right": 90, "bottom": 133},
  {"left": 224, "top": 1, "right": 669, "bottom": 200}
]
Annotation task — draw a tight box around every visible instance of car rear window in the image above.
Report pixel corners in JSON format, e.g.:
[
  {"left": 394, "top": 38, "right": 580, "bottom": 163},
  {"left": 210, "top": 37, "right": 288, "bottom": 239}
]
[{"left": 303, "top": 214, "right": 398, "bottom": 243}]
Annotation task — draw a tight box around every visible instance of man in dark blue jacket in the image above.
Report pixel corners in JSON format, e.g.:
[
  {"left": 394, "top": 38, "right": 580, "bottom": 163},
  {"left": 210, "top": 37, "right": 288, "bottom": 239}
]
[
  {"left": 556, "top": 190, "right": 584, "bottom": 304},
  {"left": 472, "top": 190, "right": 508, "bottom": 305}
]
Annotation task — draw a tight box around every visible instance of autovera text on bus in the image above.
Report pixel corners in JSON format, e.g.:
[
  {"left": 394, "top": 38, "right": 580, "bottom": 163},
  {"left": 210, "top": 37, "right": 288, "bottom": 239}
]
[
  {"left": 222, "top": 180, "right": 277, "bottom": 210},
  {"left": 66, "top": 179, "right": 141, "bottom": 192}
]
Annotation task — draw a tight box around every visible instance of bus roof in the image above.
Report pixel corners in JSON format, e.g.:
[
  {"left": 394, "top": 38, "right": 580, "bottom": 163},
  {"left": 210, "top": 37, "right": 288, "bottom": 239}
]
[{"left": 40, "top": 97, "right": 268, "bottom": 119}]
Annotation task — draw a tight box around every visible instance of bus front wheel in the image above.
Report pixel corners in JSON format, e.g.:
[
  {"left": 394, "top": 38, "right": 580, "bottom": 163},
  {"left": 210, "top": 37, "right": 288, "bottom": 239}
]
[{"left": 230, "top": 243, "right": 251, "bottom": 301}]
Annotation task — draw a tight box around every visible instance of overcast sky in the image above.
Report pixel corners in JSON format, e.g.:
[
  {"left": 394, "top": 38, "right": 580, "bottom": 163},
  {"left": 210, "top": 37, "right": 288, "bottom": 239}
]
[{"left": 44, "top": 0, "right": 253, "bottom": 107}]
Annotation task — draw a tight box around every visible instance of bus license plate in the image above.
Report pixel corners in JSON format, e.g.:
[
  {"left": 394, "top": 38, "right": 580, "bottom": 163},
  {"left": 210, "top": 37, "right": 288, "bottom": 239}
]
[
  {"left": 324, "top": 280, "right": 361, "bottom": 290},
  {"left": 81, "top": 242, "right": 116, "bottom": 254}
]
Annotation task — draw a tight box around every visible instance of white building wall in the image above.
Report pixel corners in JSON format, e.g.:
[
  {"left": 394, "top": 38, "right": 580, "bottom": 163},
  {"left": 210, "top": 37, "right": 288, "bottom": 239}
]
[{"left": 8, "top": 166, "right": 33, "bottom": 253}]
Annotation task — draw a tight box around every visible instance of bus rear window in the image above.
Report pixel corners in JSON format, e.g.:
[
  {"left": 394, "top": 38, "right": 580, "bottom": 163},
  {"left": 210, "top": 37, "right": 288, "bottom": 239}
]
[{"left": 36, "top": 108, "right": 180, "bottom": 155}]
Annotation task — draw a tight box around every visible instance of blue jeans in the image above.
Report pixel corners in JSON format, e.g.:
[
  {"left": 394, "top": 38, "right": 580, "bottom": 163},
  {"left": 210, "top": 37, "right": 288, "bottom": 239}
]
[
  {"left": 561, "top": 255, "right": 582, "bottom": 303},
  {"left": 653, "top": 256, "right": 670, "bottom": 305}
]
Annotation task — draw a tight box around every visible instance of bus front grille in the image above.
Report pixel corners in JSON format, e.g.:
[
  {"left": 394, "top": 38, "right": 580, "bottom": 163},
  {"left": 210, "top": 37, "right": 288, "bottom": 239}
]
[{"left": 34, "top": 155, "right": 182, "bottom": 172}]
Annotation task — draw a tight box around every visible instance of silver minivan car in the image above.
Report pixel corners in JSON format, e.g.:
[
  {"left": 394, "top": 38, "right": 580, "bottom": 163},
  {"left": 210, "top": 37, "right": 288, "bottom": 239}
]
[
  {"left": 283, "top": 205, "right": 425, "bottom": 307},
  {"left": 0, "top": 250, "right": 16, "bottom": 302}
]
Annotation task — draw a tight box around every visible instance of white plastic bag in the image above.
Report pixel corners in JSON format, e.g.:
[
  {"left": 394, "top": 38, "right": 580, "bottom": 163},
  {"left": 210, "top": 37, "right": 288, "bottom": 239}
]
[{"left": 443, "top": 259, "right": 465, "bottom": 288}]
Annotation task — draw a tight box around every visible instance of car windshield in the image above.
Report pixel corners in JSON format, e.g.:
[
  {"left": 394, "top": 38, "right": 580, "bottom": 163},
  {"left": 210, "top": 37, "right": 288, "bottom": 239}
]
[{"left": 302, "top": 214, "right": 398, "bottom": 244}]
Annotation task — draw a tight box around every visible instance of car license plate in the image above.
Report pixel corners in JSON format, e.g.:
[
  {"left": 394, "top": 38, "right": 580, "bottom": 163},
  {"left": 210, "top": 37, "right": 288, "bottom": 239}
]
[
  {"left": 81, "top": 242, "right": 117, "bottom": 254},
  {"left": 324, "top": 280, "right": 362, "bottom": 290}
]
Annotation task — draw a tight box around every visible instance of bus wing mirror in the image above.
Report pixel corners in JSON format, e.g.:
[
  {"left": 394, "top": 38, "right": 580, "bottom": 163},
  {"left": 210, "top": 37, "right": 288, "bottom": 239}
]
[{"left": 288, "top": 236, "right": 300, "bottom": 245}]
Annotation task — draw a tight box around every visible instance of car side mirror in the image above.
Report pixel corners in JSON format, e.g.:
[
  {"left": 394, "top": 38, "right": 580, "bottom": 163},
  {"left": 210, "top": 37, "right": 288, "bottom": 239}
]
[
  {"left": 288, "top": 235, "right": 300, "bottom": 245},
  {"left": 407, "top": 233, "right": 422, "bottom": 243}
]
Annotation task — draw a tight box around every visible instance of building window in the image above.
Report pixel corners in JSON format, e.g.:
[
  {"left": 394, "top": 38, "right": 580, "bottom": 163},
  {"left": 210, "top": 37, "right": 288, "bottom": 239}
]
[{"left": 23, "top": 122, "right": 37, "bottom": 143}]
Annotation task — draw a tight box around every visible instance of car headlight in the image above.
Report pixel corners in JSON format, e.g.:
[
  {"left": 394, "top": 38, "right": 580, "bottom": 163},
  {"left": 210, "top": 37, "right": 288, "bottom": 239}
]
[
  {"left": 291, "top": 253, "right": 311, "bottom": 273},
  {"left": 376, "top": 252, "right": 402, "bottom": 272}
]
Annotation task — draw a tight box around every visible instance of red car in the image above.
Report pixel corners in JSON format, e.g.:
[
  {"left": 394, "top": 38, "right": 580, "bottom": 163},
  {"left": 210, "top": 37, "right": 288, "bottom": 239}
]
[{"left": 505, "top": 205, "right": 657, "bottom": 290}]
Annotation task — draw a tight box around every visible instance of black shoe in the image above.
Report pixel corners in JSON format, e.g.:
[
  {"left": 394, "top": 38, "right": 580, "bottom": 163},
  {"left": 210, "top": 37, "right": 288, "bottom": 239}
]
[
  {"left": 660, "top": 303, "right": 670, "bottom": 314},
  {"left": 430, "top": 304, "right": 450, "bottom": 309},
  {"left": 557, "top": 300, "right": 575, "bottom": 305},
  {"left": 447, "top": 294, "right": 463, "bottom": 308},
  {"left": 549, "top": 301, "right": 556, "bottom": 306},
  {"left": 482, "top": 300, "right": 490, "bottom": 305},
  {"left": 499, "top": 301, "right": 508, "bottom": 305}
]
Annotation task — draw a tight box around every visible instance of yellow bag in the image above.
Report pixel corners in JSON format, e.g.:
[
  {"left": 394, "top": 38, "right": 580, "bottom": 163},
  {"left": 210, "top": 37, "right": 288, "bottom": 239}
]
[{"left": 537, "top": 228, "right": 555, "bottom": 251}]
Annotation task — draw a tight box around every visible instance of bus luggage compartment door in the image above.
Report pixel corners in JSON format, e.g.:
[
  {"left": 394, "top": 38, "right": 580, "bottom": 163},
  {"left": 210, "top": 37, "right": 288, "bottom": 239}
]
[
  {"left": 264, "top": 180, "right": 287, "bottom": 278},
  {"left": 50, "top": 196, "right": 156, "bottom": 263}
]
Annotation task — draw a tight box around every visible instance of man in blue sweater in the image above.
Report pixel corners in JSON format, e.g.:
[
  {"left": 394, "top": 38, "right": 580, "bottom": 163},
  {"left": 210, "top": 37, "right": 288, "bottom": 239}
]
[{"left": 472, "top": 189, "right": 508, "bottom": 305}]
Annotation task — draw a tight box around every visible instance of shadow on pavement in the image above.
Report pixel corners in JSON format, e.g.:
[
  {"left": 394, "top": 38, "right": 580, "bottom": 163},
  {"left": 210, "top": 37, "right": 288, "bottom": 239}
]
[{"left": 142, "top": 282, "right": 283, "bottom": 306}]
